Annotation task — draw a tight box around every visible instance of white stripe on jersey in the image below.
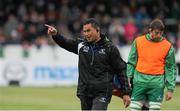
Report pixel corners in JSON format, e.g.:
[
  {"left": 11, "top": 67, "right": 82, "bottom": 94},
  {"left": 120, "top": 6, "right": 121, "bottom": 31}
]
[{"left": 78, "top": 42, "right": 84, "bottom": 54}]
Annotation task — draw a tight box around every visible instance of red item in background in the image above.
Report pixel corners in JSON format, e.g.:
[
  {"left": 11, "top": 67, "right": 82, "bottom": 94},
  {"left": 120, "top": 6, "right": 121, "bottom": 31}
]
[{"left": 112, "top": 87, "right": 123, "bottom": 98}]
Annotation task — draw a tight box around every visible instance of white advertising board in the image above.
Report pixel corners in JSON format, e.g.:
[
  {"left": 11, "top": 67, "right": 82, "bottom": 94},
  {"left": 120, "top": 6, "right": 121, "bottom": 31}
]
[
  {"left": 0, "top": 45, "right": 78, "bottom": 86},
  {"left": 0, "top": 45, "right": 180, "bottom": 86}
]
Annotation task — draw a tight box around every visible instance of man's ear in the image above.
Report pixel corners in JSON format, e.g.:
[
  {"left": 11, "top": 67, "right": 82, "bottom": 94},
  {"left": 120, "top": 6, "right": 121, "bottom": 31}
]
[
  {"left": 149, "top": 28, "right": 152, "bottom": 32},
  {"left": 96, "top": 27, "right": 100, "bottom": 32}
]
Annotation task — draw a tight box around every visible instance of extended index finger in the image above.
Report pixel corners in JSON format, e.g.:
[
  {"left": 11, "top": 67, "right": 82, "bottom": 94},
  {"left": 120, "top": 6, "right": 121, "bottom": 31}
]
[{"left": 44, "top": 24, "right": 52, "bottom": 28}]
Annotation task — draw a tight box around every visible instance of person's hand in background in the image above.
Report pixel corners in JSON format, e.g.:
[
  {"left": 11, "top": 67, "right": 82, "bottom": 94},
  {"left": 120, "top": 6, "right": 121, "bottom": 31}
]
[{"left": 165, "top": 91, "right": 173, "bottom": 101}]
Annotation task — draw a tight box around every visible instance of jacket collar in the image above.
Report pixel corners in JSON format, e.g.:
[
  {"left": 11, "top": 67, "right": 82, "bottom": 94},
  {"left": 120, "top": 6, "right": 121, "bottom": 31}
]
[{"left": 146, "top": 33, "right": 164, "bottom": 42}]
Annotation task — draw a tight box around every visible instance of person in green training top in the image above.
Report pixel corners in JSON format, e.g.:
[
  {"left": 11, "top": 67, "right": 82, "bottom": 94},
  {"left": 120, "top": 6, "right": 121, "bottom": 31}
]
[{"left": 127, "top": 18, "right": 177, "bottom": 110}]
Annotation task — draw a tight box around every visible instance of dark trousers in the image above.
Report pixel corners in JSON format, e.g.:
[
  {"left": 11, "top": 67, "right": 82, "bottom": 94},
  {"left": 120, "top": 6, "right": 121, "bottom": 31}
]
[{"left": 79, "top": 95, "right": 111, "bottom": 110}]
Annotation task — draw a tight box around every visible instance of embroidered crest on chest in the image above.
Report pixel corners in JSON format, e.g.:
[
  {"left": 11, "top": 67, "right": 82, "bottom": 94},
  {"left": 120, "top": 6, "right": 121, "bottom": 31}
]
[
  {"left": 82, "top": 46, "right": 89, "bottom": 52},
  {"left": 98, "top": 49, "right": 106, "bottom": 54}
]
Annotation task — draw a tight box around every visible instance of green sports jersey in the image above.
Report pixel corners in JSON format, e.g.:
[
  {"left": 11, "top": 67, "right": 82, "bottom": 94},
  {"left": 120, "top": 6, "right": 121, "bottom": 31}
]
[{"left": 127, "top": 34, "right": 177, "bottom": 92}]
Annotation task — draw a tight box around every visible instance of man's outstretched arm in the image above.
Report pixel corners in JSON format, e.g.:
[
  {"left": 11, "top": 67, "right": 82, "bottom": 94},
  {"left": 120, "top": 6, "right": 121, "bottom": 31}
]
[{"left": 45, "top": 24, "right": 79, "bottom": 54}]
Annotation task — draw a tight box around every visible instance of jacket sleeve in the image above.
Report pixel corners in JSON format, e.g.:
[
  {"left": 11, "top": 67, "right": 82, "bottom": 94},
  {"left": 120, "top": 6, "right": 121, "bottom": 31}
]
[
  {"left": 164, "top": 46, "right": 177, "bottom": 92},
  {"left": 110, "top": 46, "right": 131, "bottom": 95},
  {"left": 127, "top": 40, "right": 138, "bottom": 78},
  {"left": 52, "top": 34, "right": 79, "bottom": 54}
]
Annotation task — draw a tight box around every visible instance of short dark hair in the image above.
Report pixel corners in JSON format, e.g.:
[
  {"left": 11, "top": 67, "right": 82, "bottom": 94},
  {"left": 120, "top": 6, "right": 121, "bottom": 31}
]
[
  {"left": 149, "top": 19, "right": 165, "bottom": 31},
  {"left": 82, "top": 18, "right": 100, "bottom": 31}
]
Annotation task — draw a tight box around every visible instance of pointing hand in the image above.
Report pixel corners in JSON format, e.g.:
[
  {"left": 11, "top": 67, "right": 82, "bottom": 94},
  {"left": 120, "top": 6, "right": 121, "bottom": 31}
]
[{"left": 45, "top": 24, "right": 57, "bottom": 36}]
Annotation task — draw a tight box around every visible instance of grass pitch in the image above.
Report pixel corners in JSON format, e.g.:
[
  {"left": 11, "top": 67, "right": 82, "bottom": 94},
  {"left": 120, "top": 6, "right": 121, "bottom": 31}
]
[{"left": 0, "top": 85, "right": 180, "bottom": 110}]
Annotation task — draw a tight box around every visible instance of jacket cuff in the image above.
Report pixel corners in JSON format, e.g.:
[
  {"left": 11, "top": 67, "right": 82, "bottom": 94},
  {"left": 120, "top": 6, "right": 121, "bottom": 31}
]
[{"left": 122, "top": 89, "right": 131, "bottom": 96}]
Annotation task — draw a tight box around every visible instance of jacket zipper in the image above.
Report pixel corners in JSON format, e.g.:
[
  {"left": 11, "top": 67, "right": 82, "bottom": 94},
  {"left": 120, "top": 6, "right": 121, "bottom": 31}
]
[{"left": 90, "top": 44, "right": 95, "bottom": 65}]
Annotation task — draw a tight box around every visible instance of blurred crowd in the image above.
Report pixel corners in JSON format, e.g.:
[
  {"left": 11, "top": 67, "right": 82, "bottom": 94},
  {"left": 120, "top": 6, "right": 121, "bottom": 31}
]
[{"left": 0, "top": 0, "right": 180, "bottom": 51}]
